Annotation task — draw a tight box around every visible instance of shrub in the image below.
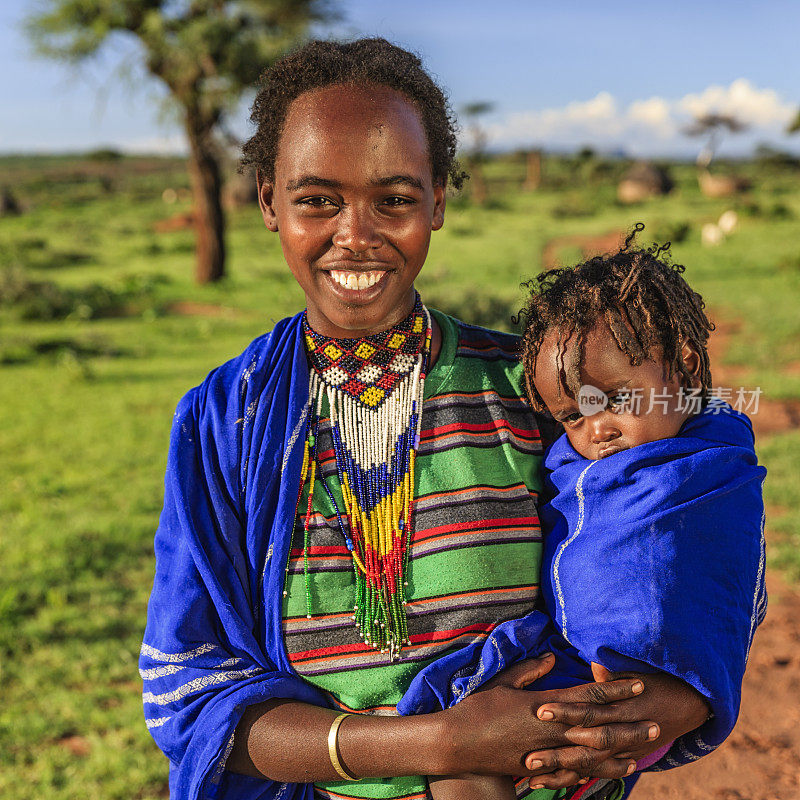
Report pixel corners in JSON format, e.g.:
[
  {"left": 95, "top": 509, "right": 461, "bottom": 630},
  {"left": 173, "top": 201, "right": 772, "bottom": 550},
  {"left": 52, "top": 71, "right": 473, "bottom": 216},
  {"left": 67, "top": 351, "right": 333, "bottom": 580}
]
[{"left": 0, "top": 268, "right": 163, "bottom": 320}]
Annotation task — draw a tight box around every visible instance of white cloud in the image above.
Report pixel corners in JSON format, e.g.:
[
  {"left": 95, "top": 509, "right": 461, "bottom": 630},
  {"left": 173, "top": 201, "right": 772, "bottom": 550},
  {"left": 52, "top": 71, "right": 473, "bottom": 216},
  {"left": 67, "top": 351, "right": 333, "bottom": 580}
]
[
  {"left": 482, "top": 80, "right": 797, "bottom": 156},
  {"left": 678, "top": 79, "right": 793, "bottom": 128},
  {"left": 627, "top": 97, "right": 675, "bottom": 134}
]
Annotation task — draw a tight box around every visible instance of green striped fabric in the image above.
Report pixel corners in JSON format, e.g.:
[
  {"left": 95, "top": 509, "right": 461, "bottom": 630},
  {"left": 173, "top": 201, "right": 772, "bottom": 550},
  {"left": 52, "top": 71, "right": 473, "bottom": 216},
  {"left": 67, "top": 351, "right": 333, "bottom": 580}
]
[{"left": 283, "top": 311, "right": 561, "bottom": 800}]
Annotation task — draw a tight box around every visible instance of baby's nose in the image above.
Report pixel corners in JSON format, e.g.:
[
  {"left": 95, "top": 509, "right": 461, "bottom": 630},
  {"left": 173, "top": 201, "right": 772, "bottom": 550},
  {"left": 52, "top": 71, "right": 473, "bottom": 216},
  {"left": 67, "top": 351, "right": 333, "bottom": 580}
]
[{"left": 590, "top": 417, "right": 621, "bottom": 443}]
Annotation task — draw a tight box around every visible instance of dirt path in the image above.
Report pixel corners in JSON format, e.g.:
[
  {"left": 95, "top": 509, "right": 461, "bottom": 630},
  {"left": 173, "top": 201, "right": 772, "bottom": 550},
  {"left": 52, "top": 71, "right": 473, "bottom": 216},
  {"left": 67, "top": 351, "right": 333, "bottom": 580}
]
[
  {"left": 707, "top": 317, "right": 800, "bottom": 440},
  {"left": 635, "top": 572, "right": 800, "bottom": 799},
  {"left": 634, "top": 314, "right": 800, "bottom": 798}
]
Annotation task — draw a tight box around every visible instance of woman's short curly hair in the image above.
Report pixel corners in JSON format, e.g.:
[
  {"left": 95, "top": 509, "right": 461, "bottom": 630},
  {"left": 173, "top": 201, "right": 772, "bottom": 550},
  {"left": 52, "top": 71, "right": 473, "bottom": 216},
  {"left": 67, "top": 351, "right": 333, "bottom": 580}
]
[
  {"left": 241, "top": 38, "right": 464, "bottom": 189},
  {"left": 519, "top": 224, "right": 715, "bottom": 411}
]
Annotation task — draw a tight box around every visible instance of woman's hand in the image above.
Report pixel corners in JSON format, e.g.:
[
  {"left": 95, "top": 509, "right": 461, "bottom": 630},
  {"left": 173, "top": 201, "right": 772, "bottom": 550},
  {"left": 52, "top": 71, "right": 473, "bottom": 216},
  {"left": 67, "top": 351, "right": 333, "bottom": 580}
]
[
  {"left": 437, "top": 655, "right": 657, "bottom": 780},
  {"left": 521, "top": 663, "right": 711, "bottom": 789}
]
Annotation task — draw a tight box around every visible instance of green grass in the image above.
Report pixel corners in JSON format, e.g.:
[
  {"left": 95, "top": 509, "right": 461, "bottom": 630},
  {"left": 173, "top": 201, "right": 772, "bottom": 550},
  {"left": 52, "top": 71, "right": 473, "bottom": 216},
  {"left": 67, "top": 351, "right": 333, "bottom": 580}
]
[{"left": 1, "top": 152, "right": 799, "bottom": 797}]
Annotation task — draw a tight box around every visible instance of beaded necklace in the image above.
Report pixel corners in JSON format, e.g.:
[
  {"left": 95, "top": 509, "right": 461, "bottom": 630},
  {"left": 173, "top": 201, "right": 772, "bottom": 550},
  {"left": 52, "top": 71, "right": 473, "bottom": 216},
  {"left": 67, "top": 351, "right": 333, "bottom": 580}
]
[{"left": 298, "top": 295, "right": 431, "bottom": 661}]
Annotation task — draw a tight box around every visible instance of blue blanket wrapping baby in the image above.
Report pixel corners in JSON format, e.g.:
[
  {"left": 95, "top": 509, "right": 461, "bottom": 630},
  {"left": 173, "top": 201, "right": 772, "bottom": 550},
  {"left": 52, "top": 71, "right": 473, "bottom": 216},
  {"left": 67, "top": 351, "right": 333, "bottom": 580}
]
[{"left": 397, "top": 403, "right": 767, "bottom": 769}]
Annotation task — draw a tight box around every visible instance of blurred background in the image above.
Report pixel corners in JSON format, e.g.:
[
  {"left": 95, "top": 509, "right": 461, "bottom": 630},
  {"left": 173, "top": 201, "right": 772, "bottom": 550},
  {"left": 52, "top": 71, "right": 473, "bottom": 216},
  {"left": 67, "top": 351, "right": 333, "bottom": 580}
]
[{"left": 1, "top": 2, "right": 799, "bottom": 798}]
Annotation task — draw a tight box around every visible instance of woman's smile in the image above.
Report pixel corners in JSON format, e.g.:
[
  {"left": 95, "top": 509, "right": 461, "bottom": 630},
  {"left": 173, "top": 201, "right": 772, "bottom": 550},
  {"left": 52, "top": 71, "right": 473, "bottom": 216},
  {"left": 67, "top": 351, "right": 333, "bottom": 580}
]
[
  {"left": 320, "top": 267, "right": 392, "bottom": 307},
  {"left": 327, "top": 270, "right": 385, "bottom": 291}
]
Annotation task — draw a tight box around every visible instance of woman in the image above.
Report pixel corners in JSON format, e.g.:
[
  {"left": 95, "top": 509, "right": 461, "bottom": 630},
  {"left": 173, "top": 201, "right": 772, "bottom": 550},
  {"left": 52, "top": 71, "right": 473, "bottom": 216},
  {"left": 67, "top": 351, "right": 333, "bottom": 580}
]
[{"left": 141, "top": 39, "right": 712, "bottom": 800}]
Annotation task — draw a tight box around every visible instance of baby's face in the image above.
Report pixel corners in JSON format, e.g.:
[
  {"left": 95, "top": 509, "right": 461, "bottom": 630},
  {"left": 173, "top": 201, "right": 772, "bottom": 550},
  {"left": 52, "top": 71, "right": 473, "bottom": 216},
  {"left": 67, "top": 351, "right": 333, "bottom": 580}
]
[{"left": 532, "top": 321, "right": 701, "bottom": 460}]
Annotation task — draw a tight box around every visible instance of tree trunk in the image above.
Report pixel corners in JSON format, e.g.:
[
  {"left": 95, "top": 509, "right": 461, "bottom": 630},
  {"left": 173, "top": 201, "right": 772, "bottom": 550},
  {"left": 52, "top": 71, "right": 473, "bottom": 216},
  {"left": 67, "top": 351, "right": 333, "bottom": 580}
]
[
  {"left": 469, "top": 158, "right": 487, "bottom": 205},
  {"left": 186, "top": 117, "right": 226, "bottom": 284},
  {"left": 523, "top": 149, "right": 542, "bottom": 191}
]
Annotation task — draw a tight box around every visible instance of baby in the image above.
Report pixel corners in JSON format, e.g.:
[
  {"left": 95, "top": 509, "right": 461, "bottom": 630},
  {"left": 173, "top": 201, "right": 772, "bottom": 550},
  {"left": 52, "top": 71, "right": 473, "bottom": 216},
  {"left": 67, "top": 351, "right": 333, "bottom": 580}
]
[{"left": 400, "top": 234, "right": 767, "bottom": 799}]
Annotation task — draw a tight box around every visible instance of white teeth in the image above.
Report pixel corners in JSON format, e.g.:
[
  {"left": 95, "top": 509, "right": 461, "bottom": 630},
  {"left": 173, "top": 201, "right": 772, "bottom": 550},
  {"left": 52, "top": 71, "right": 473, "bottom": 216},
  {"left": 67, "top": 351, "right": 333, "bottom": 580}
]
[{"left": 330, "top": 271, "right": 383, "bottom": 290}]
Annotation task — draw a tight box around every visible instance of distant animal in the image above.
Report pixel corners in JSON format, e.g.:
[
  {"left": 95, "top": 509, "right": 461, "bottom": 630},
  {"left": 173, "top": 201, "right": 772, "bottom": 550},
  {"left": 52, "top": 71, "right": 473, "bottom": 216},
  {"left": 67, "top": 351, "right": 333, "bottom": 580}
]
[
  {"left": 153, "top": 211, "right": 196, "bottom": 233},
  {"left": 701, "top": 210, "right": 739, "bottom": 248},
  {"left": 701, "top": 223, "right": 724, "bottom": 247},
  {"left": 698, "top": 168, "right": 751, "bottom": 198},
  {"left": 717, "top": 210, "right": 739, "bottom": 234},
  {"left": 542, "top": 229, "right": 626, "bottom": 269}
]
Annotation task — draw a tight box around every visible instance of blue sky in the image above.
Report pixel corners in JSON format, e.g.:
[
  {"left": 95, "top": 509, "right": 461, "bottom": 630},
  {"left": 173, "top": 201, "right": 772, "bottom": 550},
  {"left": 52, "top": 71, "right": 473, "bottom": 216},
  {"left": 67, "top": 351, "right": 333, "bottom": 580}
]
[{"left": 2, "top": 0, "right": 799, "bottom": 156}]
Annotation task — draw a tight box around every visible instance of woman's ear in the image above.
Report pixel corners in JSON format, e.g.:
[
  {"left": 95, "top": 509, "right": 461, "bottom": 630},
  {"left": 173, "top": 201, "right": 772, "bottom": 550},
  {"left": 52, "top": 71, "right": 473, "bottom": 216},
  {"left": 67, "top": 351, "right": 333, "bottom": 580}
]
[
  {"left": 680, "top": 340, "right": 702, "bottom": 387},
  {"left": 256, "top": 170, "right": 279, "bottom": 232},
  {"left": 431, "top": 181, "right": 446, "bottom": 231}
]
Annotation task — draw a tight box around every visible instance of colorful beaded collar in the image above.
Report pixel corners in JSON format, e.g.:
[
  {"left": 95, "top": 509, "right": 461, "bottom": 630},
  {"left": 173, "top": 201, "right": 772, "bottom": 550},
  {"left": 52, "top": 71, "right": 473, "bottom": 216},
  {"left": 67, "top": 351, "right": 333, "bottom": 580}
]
[
  {"left": 298, "top": 296, "right": 431, "bottom": 659},
  {"left": 303, "top": 297, "right": 428, "bottom": 409}
]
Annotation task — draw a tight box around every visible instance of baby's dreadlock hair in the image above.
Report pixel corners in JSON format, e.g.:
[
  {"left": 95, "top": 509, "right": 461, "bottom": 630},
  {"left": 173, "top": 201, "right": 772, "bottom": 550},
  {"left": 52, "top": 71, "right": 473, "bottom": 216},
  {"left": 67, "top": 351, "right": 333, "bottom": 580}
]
[{"left": 519, "top": 223, "right": 714, "bottom": 411}]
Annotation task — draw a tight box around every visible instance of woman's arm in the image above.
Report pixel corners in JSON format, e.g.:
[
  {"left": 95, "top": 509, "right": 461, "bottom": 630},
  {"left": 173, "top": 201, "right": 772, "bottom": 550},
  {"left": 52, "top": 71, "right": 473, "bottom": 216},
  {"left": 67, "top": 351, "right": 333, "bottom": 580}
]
[
  {"left": 228, "top": 655, "right": 656, "bottom": 783},
  {"left": 228, "top": 698, "right": 443, "bottom": 782}
]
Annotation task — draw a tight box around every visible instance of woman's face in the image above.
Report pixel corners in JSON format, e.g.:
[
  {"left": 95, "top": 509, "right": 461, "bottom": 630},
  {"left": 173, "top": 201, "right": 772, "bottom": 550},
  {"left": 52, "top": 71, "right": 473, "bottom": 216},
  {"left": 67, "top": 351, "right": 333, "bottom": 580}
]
[{"left": 258, "top": 84, "right": 446, "bottom": 339}]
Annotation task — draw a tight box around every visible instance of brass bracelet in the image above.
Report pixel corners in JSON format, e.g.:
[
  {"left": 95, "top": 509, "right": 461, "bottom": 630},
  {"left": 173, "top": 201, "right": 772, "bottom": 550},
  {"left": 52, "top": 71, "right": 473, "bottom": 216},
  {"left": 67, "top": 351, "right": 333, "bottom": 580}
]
[{"left": 327, "top": 713, "right": 359, "bottom": 781}]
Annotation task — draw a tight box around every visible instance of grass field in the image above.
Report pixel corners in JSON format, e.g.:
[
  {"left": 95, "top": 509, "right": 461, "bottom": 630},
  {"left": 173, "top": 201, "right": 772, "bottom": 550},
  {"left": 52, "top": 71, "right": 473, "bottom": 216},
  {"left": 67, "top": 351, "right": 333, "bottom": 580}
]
[{"left": 1, "top": 151, "right": 799, "bottom": 797}]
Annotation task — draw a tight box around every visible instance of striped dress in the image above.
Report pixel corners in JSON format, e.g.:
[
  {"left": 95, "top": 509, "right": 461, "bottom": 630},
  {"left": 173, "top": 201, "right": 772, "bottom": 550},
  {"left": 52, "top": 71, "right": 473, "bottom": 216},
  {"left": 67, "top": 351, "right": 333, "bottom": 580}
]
[{"left": 283, "top": 311, "right": 558, "bottom": 800}]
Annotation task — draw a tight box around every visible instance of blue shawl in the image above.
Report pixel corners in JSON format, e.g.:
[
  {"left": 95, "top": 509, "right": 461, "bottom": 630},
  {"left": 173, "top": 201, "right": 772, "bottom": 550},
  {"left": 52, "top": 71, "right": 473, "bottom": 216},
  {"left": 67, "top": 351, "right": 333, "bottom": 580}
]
[
  {"left": 398, "top": 404, "right": 767, "bottom": 770},
  {"left": 141, "top": 312, "right": 328, "bottom": 800}
]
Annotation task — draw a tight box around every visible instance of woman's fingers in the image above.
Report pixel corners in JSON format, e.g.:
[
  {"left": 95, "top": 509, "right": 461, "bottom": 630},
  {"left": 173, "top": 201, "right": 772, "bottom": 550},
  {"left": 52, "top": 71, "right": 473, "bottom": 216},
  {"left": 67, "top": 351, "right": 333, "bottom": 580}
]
[
  {"left": 510, "top": 653, "right": 556, "bottom": 689},
  {"left": 536, "top": 695, "right": 645, "bottom": 726},
  {"left": 482, "top": 653, "right": 556, "bottom": 690},
  {"left": 528, "top": 769, "right": 582, "bottom": 790},
  {"left": 525, "top": 747, "right": 637, "bottom": 783},
  {"left": 538, "top": 677, "right": 645, "bottom": 716},
  {"left": 562, "top": 721, "right": 659, "bottom": 753}
]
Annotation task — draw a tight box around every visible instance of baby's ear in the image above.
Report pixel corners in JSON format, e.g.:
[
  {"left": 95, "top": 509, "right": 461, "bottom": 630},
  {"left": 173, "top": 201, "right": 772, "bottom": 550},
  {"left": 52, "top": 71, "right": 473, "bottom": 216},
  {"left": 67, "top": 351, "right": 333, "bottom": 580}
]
[{"left": 680, "top": 340, "right": 702, "bottom": 386}]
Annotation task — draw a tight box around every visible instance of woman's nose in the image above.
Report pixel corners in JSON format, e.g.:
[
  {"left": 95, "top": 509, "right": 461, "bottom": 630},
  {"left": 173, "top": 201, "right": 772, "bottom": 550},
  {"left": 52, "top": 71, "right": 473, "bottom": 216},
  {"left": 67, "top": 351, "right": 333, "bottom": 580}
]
[
  {"left": 589, "top": 416, "right": 621, "bottom": 444},
  {"left": 332, "top": 206, "right": 382, "bottom": 253}
]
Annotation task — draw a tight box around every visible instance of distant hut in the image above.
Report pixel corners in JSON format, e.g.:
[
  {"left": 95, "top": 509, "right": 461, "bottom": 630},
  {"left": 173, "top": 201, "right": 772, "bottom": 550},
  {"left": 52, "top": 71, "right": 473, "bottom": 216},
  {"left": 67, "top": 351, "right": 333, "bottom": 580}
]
[{"left": 617, "top": 162, "right": 674, "bottom": 204}]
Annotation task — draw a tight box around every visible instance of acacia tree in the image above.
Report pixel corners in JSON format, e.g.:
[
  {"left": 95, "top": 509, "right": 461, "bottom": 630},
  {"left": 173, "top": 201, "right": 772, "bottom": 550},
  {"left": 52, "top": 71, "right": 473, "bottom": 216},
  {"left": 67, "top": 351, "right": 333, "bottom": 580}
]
[
  {"left": 27, "top": 0, "right": 334, "bottom": 283},
  {"left": 684, "top": 113, "right": 748, "bottom": 168},
  {"left": 461, "top": 101, "right": 494, "bottom": 205}
]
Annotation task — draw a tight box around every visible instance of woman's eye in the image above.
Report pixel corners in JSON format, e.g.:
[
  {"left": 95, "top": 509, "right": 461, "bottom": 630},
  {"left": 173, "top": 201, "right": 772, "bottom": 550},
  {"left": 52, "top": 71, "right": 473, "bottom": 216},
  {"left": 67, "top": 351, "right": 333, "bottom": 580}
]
[
  {"left": 562, "top": 412, "right": 583, "bottom": 425},
  {"left": 298, "top": 196, "right": 336, "bottom": 208},
  {"left": 382, "top": 196, "right": 414, "bottom": 207}
]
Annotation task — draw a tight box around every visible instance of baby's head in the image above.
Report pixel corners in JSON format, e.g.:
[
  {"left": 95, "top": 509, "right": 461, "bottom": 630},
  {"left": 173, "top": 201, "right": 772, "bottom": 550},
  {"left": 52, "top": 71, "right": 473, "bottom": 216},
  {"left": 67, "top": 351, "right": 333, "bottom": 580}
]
[{"left": 520, "top": 229, "right": 714, "bottom": 460}]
